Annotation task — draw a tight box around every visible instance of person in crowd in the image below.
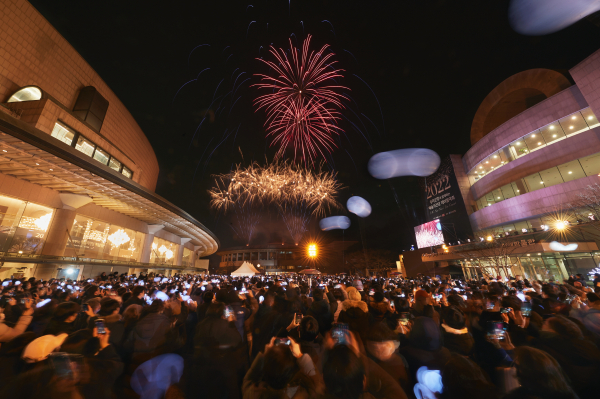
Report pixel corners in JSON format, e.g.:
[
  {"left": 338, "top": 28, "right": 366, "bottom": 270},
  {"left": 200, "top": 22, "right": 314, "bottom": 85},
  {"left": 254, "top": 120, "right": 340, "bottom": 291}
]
[
  {"left": 338, "top": 286, "right": 369, "bottom": 339},
  {"left": 440, "top": 306, "right": 474, "bottom": 356},
  {"left": 307, "top": 288, "right": 333, "bottom": 336},
  {"left": 0, "top": 296, "right": 33, "bottom": 344},
  {"left": 505, "top": 346, "right": 580, "bottom": 399},
  {"left": 438, "top": 353, "right": 500, "bottom": 399}
]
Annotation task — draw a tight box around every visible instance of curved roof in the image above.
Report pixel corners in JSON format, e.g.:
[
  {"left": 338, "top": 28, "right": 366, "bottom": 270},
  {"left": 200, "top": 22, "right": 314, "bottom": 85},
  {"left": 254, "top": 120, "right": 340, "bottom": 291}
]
[{"left": 470, "top": 69, "right": 571, "bottom": 145}]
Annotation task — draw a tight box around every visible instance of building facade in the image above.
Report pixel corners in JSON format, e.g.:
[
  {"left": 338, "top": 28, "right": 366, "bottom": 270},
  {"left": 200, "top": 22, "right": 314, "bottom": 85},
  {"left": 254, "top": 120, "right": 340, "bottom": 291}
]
[
  {"left": 417, "top": 54, "right": 600, "bottom": 283},
  {"left": 0, "top": 0, "right": 218, "bottom": 281},
  {"left": 217, "top": 241, "right": 356, "bottom": 275}
]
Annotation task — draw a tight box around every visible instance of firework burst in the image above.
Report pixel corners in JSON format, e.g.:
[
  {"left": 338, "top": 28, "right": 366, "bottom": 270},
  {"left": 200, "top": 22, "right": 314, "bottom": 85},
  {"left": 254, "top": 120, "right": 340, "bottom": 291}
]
[
  {"left": 254, "top": 35, "right": 348, "bottom": 164},
  {"left": 209, "top": 160, "right": 342, "bottom": 243}
]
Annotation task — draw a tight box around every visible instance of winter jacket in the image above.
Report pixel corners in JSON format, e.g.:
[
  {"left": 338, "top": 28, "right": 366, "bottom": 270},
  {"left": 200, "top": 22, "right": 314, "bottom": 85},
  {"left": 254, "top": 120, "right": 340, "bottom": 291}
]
[
  {"left": 307, "top": 299, "right": 333, "bottom": 335},
  {"left": 128, "top": 312, "right": 171, "bottom": 362},
  {"left": 242, "top": 351, "right": 323, "bottom": 399},
  {"left": 532, "top": 330, "right": 600, "bottom": 399},
  {"left": 337, "top": 300, "right": 369, "bottom": 340},
  {"left": 0, "top": 314, "right": 32, "bottom": 344},
  {"left": 571, "top": 307, "right": 600, "bottom": 344}
]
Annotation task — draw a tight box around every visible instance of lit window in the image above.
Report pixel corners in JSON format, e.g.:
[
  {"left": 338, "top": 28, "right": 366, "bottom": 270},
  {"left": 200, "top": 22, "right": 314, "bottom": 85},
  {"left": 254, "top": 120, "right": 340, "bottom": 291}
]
[
  {"left": 75, "top": 136, "right": 95, "bottom": 157},
  {"left": 50, "top": 123, "right": 75, "bottom": 146},
  {"left": 121, "top": 166, "right": 132, "bottom": 179},
  {"left": 109, "top": 157, "right": 122, "bottom": 172},
  {"left": 7, "top": 86, "right": 42, "bottom": 102},
  {"left": 93, "top": 147, "right": 110, "bottom": 165}
]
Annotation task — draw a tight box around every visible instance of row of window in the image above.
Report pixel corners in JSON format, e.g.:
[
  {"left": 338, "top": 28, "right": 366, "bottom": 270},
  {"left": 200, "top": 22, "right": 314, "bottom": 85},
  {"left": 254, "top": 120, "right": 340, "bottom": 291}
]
[
  {"left": 51, "top": 122, "right": 133, "bottom": 179},
  {"left": 474, "top": 151, "right": 600, "bottom": 211},
  {"left": 467, "top": 108, "right": 600, "bottom": 185},
  {"left": 221, "top": 251, "right": 298, "bottom": 262}
]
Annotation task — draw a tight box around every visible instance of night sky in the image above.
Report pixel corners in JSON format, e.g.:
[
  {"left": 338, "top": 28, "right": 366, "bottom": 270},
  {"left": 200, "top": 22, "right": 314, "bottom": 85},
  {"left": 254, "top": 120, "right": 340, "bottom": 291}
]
[{"left": 28, "top": 0, "right": 600, "bottom": 261}]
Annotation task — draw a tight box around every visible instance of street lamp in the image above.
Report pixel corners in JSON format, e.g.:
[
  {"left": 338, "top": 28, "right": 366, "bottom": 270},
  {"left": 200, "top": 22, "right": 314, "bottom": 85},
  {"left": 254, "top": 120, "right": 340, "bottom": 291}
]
[{"left": 308, "top": 244, "right": 317, "bottom": 258}]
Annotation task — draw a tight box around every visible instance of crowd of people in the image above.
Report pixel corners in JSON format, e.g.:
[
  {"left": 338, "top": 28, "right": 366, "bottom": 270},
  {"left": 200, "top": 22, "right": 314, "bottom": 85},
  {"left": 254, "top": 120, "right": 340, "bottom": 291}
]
[{"left": 0, "top": 269, "right": 599, "bottom": 399}]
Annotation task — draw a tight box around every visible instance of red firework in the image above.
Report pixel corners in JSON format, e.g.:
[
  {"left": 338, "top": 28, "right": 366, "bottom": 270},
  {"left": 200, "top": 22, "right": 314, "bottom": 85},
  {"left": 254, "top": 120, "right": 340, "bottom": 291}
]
[{"left": 254, "top": 35, "right": 348, "bottom": 164}]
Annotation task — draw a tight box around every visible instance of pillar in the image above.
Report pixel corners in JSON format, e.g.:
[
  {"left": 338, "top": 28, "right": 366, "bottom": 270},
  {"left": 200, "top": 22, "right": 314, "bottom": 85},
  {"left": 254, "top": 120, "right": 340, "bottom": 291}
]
[
  {"left": 176, "top": 237, "right": 192, "bottom": 266},
  {"left": 41, "top": 193, "right": 93, "bottom": 256},
  {"left": 140, "top": 225, "right": 164, "bottom": 263}
]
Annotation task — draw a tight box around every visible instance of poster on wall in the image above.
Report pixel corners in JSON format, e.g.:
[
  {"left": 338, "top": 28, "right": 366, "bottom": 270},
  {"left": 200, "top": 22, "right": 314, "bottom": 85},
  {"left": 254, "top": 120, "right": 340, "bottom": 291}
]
[
  {"left": 424, "top": 156, "right": 473, "bottom": 241},
  {"left": 414, "top": 220, "right": 445, "bottom": 249}
]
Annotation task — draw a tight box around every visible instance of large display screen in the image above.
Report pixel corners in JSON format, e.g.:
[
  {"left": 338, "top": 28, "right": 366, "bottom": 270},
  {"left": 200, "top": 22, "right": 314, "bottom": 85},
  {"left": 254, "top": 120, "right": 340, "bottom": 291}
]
[{"left": 414, "top": 220, "right": 444, "bottom": 249}]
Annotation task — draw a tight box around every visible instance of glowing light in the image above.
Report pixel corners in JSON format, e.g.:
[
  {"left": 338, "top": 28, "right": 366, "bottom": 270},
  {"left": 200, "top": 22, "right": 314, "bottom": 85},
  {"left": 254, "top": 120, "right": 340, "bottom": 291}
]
[
  {"left": 553, "top": 134, "right": 557, "bottom": 138},
  {"left": 66, "top": 269, "right": 74, "bottom": 274},
  {"left": 165, "top": 249, "right": 174, "bottom": 260},
  {"left": 568, "top": 171, "right": 572, "bottom": 174},
  {"left": 158, "top": 245, "right": 167, "bottom": 255},
  {"left": 532, "top": 134, "right": 536, "bottom": 138},
  {"left": 152, "top": 242, "right": 157, "bottom": 250},
  {"left": 550, "top": 126, "right": 554, "bottom": 130},
  {"left": 319, "top": 215, "right": 351, "bottom": 231},
  {"left": 253, "top": 35, "right": 348, "bottom": 164},
  {"left": 588, "top": 116, "right": 593, "bottom": 120},
  {"left": 107, "top": 229, "right": 130, "bottom": 247},
  {"left": 549, "top": 241, "right": 578, "bottom": 251},
  {"left": 572, "top": 116, "right": 577, "bottom": 120},
  {"left": 486, "top": 235, "right": 493, "bottom": 241},
  {"left": 555, "top": 221, "right": 567, "bottom": 230},
  {"left": 18, "top": 213, "right": 53, "bottom": 232},
  {"left": 308, "top": 243, "right": 317, "bottom": 258},
  {"left": 537, "top": 142, "right": 542, "bottom": 145},
  {"left": 347, "top": 196, "right": 371, "bottom": 217},
  {"left": 570, "top": 126, "right": 574, "bottom": 129}
]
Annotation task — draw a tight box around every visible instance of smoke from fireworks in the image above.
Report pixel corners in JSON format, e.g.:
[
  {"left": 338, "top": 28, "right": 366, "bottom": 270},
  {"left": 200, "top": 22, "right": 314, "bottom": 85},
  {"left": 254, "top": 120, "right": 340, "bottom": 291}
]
[
  {"left": 209, "top": 160, "right": 342, "bottom": 243},
  {"left": 254, "top": 35, "right": 348, "bottom": 165}
]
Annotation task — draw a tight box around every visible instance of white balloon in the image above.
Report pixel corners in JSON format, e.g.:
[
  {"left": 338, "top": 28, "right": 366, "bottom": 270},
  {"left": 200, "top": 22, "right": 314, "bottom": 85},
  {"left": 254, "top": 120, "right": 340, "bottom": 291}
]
[
  {"left": 368, "top": 148, "right": 441, "bottom": 179},
  {"left": 319, "top": 216, "right": 351, "bottom": 231},
  {"left": 509, "top": 0, "right": 600, "bottom": 35},
  {"left": 347, "top": 196, "right": 371, "bottom": 217},
  {"left": 549, "top": 241, "right": 578, "bottom": 252}
]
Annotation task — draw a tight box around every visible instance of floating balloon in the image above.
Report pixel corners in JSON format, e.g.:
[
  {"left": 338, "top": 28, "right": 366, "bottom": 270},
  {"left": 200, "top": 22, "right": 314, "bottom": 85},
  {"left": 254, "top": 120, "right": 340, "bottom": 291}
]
[
  {"left": 347, "top": 196, "right": 371, "bottom": 217},
  {"left": 368, "top": 148, "right": 441, "bottom": 179},
  {"left": 319, "top": 216, "right": 351, "bottom": 231},
  {"left": 549, "top": 241, "right": 578, "bottom": 252},
  {"left": 509, "top": 0, "right": 600, "bottom": 36}
]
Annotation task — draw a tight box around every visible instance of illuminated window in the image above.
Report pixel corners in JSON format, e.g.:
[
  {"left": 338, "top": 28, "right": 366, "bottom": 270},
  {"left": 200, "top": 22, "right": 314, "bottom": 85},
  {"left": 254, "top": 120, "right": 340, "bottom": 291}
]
[
  {"left": 182, "top": 247, "right": 193, "bottom": 267},
  {"left": 108, "top": 157, "right": 122, "bottom": 172},
  {"left": 93, "top": 147, "right": 110, "bottom": 165},
  {"left": 0, "top": 197, "right": 54, "bottom": 255},
  {"left": 149, "top": 236, "right": 179, "bottom": 265},
  {"left": 75, "top": 136, "right": 95, "bottom": 157},
  {"left": 122, "top": 166, "right": 132, "bottom": 179},
  {"left": 51, "top": 123, "right": 75, "bottom": 146},
  {"left": 7, "top": 86, "right": 42, "bottom": 102}
]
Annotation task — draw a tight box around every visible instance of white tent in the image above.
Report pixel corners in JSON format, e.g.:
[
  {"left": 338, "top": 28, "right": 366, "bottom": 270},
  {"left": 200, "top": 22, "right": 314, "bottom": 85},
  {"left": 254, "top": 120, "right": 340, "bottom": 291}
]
[{"left": 231, "top": 261, "right": 259, "bottom": 277}]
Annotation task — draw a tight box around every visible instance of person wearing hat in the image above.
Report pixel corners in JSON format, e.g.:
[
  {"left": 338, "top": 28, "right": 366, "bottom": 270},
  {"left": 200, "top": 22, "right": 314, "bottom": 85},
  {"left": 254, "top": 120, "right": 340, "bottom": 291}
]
[
  {"left": 366, "top": 322, "right": 410, "bottom": 393},
  {"left": 441, "top": 306, "right": 474, "bottom": 356},
  {"left": 337, "top": 287, "right": 369, "bottom": 340}
]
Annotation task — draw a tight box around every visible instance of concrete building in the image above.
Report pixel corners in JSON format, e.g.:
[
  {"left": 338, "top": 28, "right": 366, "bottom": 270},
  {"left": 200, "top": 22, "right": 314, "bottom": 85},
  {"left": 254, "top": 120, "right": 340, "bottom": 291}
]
[
  {"left": 217, "top": 241, "right": 356, "bottom": 275},
  {"left": 416, "top": 52, "right": 600, "bottom": 282},
  {"left": 0, "top": 0, "right": 218, "bottom": 280}
]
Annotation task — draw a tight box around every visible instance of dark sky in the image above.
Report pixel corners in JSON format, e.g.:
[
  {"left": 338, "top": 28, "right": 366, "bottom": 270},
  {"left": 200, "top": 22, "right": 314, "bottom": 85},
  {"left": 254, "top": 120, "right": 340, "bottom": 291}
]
[{"left": 28, "top": 0, "right": 600, "bottom": 256}]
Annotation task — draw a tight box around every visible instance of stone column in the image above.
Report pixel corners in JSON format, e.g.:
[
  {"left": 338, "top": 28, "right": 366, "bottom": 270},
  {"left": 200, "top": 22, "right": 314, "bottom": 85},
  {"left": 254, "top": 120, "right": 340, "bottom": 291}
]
[
  {"left": 140, "top": 225, "right": 164, "bottom": 263},
  {"left": 41, "top": 193, "right": 93, "bottom": 256}
]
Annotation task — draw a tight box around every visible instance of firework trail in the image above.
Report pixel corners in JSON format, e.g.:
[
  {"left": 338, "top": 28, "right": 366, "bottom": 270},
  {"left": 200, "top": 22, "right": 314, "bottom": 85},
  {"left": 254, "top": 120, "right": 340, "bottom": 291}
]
[
  {"left": 230, "top": 198, "right": 261, "bottom": 245},
  {"left": 253, "top": 35, "right": 349, "bottom": 165}
]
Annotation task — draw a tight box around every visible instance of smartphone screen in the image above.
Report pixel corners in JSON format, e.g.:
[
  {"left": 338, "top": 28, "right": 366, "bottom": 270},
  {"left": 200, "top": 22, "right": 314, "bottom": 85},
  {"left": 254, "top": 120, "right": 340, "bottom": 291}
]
[
  {"left": 399, "top": 312, "right": 410, "bottom": 326},
  {"left": 82, "top": 304, "right": 89, "bottom": 312},
  {"left": 486, "top": 321, "right": 505, "bottom": 340},
  {"left": 332, "top": 323, "right": 349, "bottom": 345},
  {"left": 95, "top": 319, "right": 106, "bottom": 334},
  {"left": 295, "top": 313, "right": 303, "bottom": 324},
  {"left": 486, "top": 300, "right": 496, "bottom": 310},
  {"left": 522, "top": 302, "right": 532, "bottom": 317},
  {"left": 224, "top": 306, "right": 233, "bottom": 318},
  {"left": 275, "top": 338, "right": 291, "bottom": 345},
  {"left": 259, "top": 295, "right": 264, "bottom": 303}
]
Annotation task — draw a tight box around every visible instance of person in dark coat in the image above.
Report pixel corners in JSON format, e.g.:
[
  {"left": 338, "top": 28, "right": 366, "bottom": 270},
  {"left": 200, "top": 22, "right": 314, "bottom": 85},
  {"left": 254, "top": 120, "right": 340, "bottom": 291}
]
[
  {"left": 192, "top": 302, "right": 245, "bottom": 399},
  {"left": 505, "top": 346, "right": 579, "bottom": 399},
  {"left": 399, "top": 316, "right": 451, "bottom": 385},
  {"left": 307, "top": 288, "right": 333, "bottom": 336},
  {"left": 43, "top": 301, "right": 82, "bottom": 336},
  {"left": 365, "top": 322, "right": 410, "bottom": 394},
  {"left": 120, "top": 286, "right": 146, "bottom": 313},
  {"left": 337, "top": 287, "right": 369, "bottom": 341},
  {"left": 126, "top": 300, "right": 172, "bottom": 365},
  {"left": 531, "top": 315, "right": 600, "bottom": 399}
]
